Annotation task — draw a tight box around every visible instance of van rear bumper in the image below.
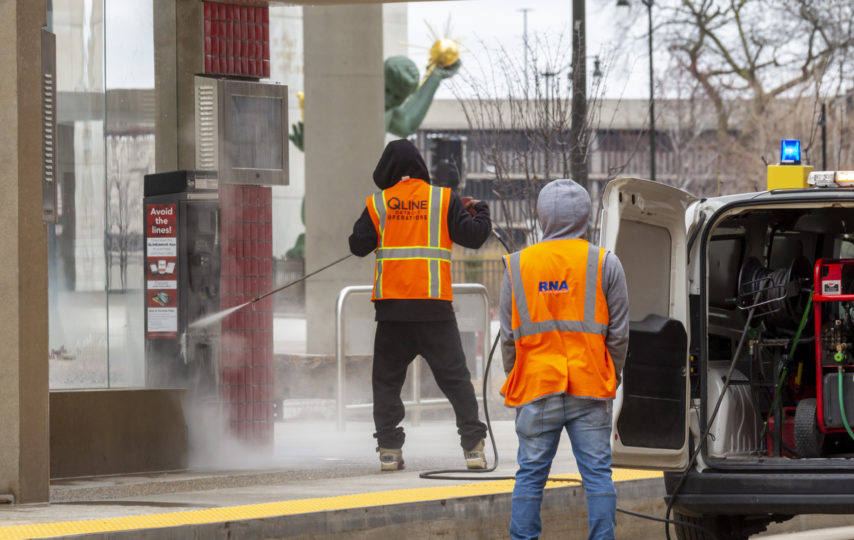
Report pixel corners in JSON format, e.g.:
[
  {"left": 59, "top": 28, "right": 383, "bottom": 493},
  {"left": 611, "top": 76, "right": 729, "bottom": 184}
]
[{"left": 664, "top": 470, "right": 854, "bottom": 515}]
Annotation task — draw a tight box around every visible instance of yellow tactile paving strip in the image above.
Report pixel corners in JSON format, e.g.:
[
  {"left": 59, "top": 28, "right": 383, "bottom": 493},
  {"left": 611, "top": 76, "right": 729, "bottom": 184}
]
[{"left": 0, "top": 469, "right": 662, "bottom": 540}]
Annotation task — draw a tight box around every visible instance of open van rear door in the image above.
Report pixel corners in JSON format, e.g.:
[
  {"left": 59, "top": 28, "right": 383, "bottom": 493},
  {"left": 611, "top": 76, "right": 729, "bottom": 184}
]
[{"left": 599, "top": 178, "right": 696, "bottom": 471}]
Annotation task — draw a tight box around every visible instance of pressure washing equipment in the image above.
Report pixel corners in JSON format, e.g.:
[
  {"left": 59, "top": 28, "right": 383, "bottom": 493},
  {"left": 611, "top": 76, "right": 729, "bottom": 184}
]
[
  {"left": 804, "top": 259, "right": 854, "bottom": 451},
  {"left": 737, "top": 257, "right": 854, "bottom": 459},
  {"left": 660, "top": 256, "right": 854, "bottom": 539}
]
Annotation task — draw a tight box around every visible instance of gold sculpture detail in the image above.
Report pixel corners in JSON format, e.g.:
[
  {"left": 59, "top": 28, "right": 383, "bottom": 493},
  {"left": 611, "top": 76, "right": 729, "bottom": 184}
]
[{"left": 423, "top": 38, "right": 461, "bottom": 84}]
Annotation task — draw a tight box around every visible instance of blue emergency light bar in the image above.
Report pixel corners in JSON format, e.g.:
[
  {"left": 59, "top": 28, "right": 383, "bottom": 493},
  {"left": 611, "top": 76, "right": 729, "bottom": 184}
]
[{"left": 780, "top": 139, "right": 802, "bottom": 165}]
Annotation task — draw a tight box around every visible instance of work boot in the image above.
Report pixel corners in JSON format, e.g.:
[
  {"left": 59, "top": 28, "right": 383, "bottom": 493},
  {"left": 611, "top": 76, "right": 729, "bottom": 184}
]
[
  {"left": 377, "top": 447, "right": 404, "bottom": 471},
  {"left": 464, "top": 439, "right": 487, "bottom": 469}
]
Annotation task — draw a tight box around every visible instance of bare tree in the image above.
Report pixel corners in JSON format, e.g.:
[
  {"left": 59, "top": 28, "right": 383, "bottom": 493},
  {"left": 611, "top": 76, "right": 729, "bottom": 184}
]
[
  {"left": 447, "top": 33, "right": 615, "bottom": 250},
  {"left": 658, "top": 0, "right": 854, "bottom": 191}
]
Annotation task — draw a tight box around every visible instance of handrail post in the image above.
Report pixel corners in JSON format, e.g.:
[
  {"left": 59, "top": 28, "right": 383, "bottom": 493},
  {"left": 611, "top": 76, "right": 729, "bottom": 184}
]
[
  {"left": 335, "top": 287, "right": 349, "bottom": 431},
  {"left": 482, "top": 285, "right": 491, "bottom": 405}
]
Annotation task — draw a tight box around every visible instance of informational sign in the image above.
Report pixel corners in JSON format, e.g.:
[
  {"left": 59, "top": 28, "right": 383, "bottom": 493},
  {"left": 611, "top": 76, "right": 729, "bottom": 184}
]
[{"left": 146, "top": 203, "right": 178, "bottom": 338}]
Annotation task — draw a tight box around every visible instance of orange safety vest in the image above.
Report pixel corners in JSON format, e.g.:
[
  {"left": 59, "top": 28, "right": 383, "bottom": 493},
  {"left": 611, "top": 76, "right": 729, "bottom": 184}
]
[
  {"left": 501, "top": 239, "right": 615, "bottom": 407},
  {"left": 365, "top": 178, "right": 453, "bottom": 302}
]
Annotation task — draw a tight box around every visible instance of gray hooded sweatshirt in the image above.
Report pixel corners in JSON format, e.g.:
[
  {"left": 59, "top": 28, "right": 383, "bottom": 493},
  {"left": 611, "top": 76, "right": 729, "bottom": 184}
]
[{"left": 499, "top": 179, "right": 630, "bottom": 389}]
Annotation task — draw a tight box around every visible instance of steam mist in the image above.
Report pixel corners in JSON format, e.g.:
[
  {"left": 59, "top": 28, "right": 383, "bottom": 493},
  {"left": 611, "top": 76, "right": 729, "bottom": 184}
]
[
  {"left": 181, "top": 285, "right": 379, "bottom": 474},
  {"left": 178, "top": 254, "right": 487, "bottom": 475}
]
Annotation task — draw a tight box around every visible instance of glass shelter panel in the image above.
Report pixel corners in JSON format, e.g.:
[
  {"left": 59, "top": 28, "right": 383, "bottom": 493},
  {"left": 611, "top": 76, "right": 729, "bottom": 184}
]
[
  {"left": 49, "top": 0, "right": 109, "bottom": 388},
  {"left": 104, "top": 0, "right": 155, "bottom": 387},
  {"left": 49, "top": 0, "right": 155, "bottom": 389}
]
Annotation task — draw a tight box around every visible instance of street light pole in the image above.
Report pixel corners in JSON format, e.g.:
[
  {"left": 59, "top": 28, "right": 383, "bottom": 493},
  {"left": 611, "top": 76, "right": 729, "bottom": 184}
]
[
  {"left": 645, "top": 0, "right": 656, "bottom": 181},
  {"left": 543, "top": 71, "right": 557, "bottom": 181},
  {"left": 569, "top": 0, "right": 588, "bottom": 191},
  {"left": 518, "top": 8, "right": 533, "bottom": 96}
]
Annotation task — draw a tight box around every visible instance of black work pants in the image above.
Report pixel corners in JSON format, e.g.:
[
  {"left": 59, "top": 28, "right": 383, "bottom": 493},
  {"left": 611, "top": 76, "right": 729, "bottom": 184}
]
[{"left": 372, "top": 320, "right": 487, "bottom": 450}]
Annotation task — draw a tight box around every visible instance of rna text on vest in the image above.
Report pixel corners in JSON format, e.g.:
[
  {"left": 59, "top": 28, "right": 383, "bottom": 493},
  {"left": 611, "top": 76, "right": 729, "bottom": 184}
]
[{"left": 538, "top": 280, "right": 569, "bottom": 293}]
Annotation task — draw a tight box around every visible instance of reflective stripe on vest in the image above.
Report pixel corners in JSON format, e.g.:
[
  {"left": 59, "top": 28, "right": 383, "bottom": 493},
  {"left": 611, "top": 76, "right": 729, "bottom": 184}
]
[
  {"left": 376, "top": 247, "right": 452, "bottom": 261},
  {"left": 508, "top": 244, "right": 607, "bottom": 339},
  {"left": 372, "top": 192, "right": 387, "bottom": 237},
  {"left": 368, "top": 181, "right": 452, "bottom": 300},
  {"left": 370, "top": 192, "right": 387, "bottom": 298}
]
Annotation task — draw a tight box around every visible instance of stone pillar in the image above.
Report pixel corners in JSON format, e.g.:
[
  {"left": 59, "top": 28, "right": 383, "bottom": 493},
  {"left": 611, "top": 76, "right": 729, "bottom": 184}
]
[
  {"left": 303, "top": 6, "right": 384, "bottom": 353},
  {"left": 0, "top": 0, "right": 50, "bottom": 502}
]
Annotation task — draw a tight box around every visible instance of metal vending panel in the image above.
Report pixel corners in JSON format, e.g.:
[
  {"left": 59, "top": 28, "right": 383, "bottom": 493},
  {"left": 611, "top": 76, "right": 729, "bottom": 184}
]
[{"left": 144, "top": 171, "right": 220, "bottom": 392}]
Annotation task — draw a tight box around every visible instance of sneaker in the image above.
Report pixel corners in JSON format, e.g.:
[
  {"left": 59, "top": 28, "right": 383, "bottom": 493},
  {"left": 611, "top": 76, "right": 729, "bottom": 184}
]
[
  {"left": 464, "top": 439, "right": 487, "bottom": 469},
  {"left": 377, "top": 447, "right": 404, "bottom": 471}
]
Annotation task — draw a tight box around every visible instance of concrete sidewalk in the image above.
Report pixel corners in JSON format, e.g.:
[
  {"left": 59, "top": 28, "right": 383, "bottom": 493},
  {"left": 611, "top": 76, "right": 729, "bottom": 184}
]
[
  {"left": 0, "top": 419, "right": 669, "bottom": 539},
  {"left": 1, "top": 419, "right": 851, "bottom": 539}
]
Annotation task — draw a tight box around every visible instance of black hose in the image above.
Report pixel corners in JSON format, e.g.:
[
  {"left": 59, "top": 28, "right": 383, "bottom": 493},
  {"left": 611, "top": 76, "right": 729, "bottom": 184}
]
[{"left": 418, "top": 333, "right": 531, "bottom": 482}]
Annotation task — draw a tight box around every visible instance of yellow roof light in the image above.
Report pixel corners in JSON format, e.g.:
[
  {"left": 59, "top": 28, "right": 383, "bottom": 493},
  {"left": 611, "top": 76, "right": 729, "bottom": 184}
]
[
  {"left": 807, "top": 170, "right": 854, "bottom": 187},
  {"left": 836, "top": 171, "right": 854, "bottom": 184}
]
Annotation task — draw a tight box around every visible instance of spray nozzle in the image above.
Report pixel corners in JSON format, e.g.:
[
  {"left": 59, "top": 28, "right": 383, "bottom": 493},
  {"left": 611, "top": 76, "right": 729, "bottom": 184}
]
[{"left": 180, "top": 332, "right": 188, "bottom": 364}]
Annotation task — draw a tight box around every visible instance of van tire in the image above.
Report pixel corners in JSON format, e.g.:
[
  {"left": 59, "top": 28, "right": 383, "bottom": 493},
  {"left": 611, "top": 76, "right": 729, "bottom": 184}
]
[
  {"left": 673, "top": 513, "right": 769, "bottom": 540},
  {"left": 673, "top": 512, "right": 711, "bottom": 540},
  {"left": 794, "top": 398, "right": 824, "bottom": 458}
]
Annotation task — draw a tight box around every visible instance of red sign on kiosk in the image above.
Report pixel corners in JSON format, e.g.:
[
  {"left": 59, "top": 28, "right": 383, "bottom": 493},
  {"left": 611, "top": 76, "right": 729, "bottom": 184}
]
[{"left": 146, "top": 204, "right": 178, "bottom": 338}]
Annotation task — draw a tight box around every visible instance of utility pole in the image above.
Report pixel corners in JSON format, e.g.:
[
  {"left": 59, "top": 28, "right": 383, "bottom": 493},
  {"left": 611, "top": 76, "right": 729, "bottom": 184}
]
[
  {"left": 645, "top": 0, "right": 656, "bottom": 181},
  {"left": 569, "top": 0, "right": 588, "bottom": 191},
  {"left": 617, "top": 0, "right": 655, "bottom": 181},
  {"left": 819, "top": 102, "right": 827, "bottom": 170}
]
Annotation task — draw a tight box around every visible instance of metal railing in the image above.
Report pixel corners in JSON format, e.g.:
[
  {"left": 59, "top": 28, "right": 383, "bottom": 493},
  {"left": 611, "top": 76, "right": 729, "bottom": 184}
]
[
  {"left": 451, "top": 259, "right": 504, "bottom": 309},
  {"left": 335, "top": 284, "right": 491, "bottom": 430}
]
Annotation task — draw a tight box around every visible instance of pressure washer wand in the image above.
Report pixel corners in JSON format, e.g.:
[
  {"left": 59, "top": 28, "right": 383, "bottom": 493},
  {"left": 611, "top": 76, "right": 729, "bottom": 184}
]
[
  {"left": 249, "top": 253, "right": 354, "bottom": 304},
  {"left": 187, "top": 253, "right": 354, "bottom": 331}
]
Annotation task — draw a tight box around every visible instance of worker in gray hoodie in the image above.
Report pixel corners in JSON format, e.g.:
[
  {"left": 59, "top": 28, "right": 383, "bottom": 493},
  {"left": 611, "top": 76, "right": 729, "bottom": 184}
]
[{"left": 499, "top": 179, "right": 629, "bottom": 540}]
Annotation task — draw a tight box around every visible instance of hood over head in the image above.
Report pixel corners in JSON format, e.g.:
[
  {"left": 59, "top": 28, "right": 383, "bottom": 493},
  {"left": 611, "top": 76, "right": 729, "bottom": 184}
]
[
  {"left": 372, "top": 139, "right": 431, "bottom": 190},
  {"left": 537, "top": 179, "right": 591, "bottom": 240}
]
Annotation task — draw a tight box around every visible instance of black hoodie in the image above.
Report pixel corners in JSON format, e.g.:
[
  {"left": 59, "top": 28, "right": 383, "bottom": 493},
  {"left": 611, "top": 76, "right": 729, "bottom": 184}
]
[
  {"left": 371, "top": 139, "right": 431, "bottom": 190},
  {"left": 349, "top": 139, "right": 492, "bottom": 321}
]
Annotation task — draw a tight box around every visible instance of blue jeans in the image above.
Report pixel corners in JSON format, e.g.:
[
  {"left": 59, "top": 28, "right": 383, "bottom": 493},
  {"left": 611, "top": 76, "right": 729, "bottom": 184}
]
[{"left": 510, "top": 394, "right": 616, "bottom": 540}]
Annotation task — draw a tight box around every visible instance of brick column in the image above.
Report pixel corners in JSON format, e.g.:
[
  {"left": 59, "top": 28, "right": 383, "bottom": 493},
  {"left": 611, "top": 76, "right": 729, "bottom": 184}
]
[{"left": 219, "top": 184, "right": 274, "bottom": 446}]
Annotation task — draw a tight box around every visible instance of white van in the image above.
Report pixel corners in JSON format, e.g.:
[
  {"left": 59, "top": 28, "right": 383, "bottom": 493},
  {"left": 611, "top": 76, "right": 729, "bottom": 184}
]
[{"left": 601, "top": 171, "right": 854, "bottom": 539}]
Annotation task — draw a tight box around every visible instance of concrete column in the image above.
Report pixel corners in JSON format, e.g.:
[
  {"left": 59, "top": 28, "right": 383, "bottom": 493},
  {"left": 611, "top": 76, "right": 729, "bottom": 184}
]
[
  {"left": 153, "top": 0, "right": 203, "bottom": 173},
  {"left": 303, "top": 6, "right": 385, "bottom": 353},
  {"left": 0, "top": 0, "right": 50, "bottom": 503},
  {"left": 153, "top": 0, "right": 178, "bottom": 172}
]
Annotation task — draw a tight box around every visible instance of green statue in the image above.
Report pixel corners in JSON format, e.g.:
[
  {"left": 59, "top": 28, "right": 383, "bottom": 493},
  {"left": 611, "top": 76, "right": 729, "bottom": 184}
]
[
  {"left": 285, "top": 198, "right": 305, "bottom": 260},
  {"left": 383, "top": 55, "right": 460, "bottom": 138},
  {"left": 289, "top": 52, "right": 461, "bottom": 150}
]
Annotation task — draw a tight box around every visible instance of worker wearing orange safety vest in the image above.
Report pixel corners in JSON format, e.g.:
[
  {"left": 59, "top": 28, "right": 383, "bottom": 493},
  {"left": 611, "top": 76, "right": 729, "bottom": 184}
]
[
  {"left": 499, "top": 179, "right": 629, "bottom": 540},
  {"left": 349, "top": 139, "right": 491, "bottom": 472}
]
